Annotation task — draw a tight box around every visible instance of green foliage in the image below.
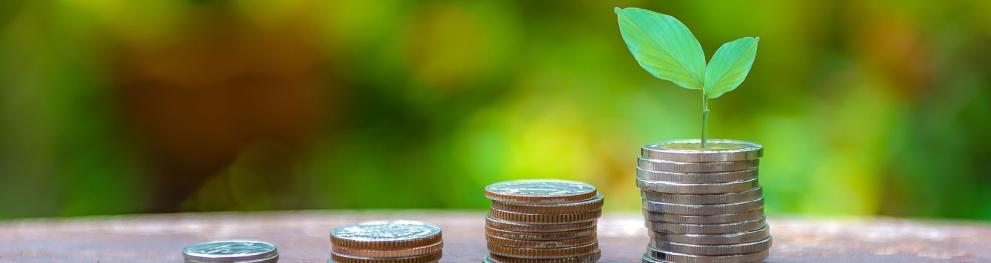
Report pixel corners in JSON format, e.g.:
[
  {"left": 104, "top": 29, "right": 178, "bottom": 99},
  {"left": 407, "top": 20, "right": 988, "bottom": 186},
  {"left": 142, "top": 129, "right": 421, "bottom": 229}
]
[
  {"left": 614, "top": 7, "right": 706, "bottom": 91},
  {"left": 614, "top": 7, "right": 758, "bottom": 99},
  {"left": 3, "top": 1, "right": 991, "bottom": 221},
  {"left": 704, "top": 37, "right": 759, "bottom": 99}
]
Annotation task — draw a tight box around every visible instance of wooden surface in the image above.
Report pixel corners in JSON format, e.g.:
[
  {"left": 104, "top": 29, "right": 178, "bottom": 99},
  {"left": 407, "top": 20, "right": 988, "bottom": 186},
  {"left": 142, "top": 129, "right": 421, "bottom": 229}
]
[{"left": 0, "top": 211, "right": 989, "bottom": 262}]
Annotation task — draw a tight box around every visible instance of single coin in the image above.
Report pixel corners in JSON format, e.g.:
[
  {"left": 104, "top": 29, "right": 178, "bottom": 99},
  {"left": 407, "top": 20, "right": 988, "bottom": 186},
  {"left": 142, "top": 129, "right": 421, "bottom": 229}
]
[
  {"left": 641, "top": 198, "right": 764, "bottom": 215},
  {"left": 489, "top": 208, "right": 601, "bottom": 224},
  {"left": 484, "top": 250, "right": 601, "bottom": 263},
  {"left": 636, "top": 178, "right": 759, "bottom": 194},
  {"left": 330, "top": 251, "right": 442, "bottom": 263},
  {"left": 331, "top": 220, "right": 442, "bottom": 250},
  {"left": 641, "top": 256, "right": 672, "bottom": 263},
  {"left": 642, "top": 249, "right": 769, "bottom": 263},
  {"left": 636, "top": 168, "right": 758, "bottom": 184},
  {"left": 485, "top": 180, "right": 598, "bottom": 204},
  {"left": 641, "top": 139, "right": 762, "bottom": 163},
  {"left": 486, "top": 233, "right": 597, "bottom": 248},
  {"left": 485, "top": 215, "right": 596, "bottom": 232},
  {"left": 650, "top": 225, "right": 770, "bottom": 245},
  {"left": 332, "top": 241, "right": 442, "bottom": 258},
  {"left": 651, "top": 237, "right": 771, "bottom": 256},
  {"left": 490, "top": 194, "right": 604, "bottom": 214},
  {"left": 485, "top": 225, "right": 596, "bottom": 241},
  {"left": 637, "top": 158, "right": 759, "bottom": 173},
  {"left": 488, "top": 242, "right": 599, "bottom": 259},
  {"left": 647, "top": 217, "right": 765, "bottom": 234},
  {"left": 183, "top": 240, "right": 278, "bottom": 263},
  {"left": 643, "top": 210, "right": 764, "bottom": 224},
  {"left": 641, "top": 187, "right": 763, "bottom": 205}
]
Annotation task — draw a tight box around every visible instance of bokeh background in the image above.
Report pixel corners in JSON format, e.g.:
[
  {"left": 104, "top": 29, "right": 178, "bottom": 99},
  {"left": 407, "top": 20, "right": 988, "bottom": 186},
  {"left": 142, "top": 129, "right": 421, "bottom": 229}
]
[{"left": 1, "top": 0, "right": 990, "bottom": 220}]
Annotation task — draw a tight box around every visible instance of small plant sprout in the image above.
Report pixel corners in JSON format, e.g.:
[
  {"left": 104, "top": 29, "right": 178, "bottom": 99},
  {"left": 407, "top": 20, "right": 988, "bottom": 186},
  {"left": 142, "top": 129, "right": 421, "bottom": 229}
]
[{"left": 615, "top": 7, "right": 758, "bottom": 148}]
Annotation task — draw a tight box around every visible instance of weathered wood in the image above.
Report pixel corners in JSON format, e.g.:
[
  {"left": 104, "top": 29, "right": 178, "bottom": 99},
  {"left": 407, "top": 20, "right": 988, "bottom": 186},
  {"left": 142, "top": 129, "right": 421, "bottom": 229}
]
[{"left": 0, "top": 211, "right": 989, "bottom": 262}]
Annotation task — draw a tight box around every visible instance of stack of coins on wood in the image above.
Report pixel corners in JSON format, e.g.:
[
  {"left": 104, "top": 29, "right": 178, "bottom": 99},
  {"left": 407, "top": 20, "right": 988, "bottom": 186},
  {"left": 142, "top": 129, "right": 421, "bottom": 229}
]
[
  {"left": 329, "top": 220, "right": 443, "bottom": 263},
  {"left": 183, "top": 240, "right": 279, "bottom": 263},
  {"left": 483, "top": 179, "right": 603, "bottom": 263},
  {"left": 636, "top": 139, "right": 771, "bottom": 263}
]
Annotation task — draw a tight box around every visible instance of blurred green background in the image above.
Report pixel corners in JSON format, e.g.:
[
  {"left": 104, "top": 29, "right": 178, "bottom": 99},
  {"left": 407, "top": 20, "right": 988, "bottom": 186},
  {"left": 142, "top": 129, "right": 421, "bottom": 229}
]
[{"left": 1, "top": 0, "right": 990, "bottom": 220}]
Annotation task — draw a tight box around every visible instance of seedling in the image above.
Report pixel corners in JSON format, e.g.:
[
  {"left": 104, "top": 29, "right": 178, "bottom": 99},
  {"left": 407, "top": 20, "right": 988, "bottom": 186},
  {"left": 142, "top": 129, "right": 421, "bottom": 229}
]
[{"left": 615, "top": 7, "right": 758, "bottom": 148}]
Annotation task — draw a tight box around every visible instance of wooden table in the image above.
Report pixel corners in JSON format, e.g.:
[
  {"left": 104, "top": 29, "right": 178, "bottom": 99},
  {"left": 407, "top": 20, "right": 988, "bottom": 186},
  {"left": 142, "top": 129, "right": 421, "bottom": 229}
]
[{"left": 1, "top": 211, "right": 989, "bottom": 262}]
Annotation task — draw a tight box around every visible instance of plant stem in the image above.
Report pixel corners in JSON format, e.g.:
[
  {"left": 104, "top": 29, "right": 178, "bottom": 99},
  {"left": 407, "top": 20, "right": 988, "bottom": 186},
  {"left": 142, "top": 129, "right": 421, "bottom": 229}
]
[{"left": 701, "top": 92, "right": 709, "bottom": 149}]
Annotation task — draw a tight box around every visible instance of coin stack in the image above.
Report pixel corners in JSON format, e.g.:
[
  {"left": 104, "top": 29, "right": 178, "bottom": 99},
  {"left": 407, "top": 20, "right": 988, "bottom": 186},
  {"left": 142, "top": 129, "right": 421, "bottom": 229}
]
[
  {"left": 183, "top": 240, "right": 279, "bottom": 263},
  {"left": 329, "top": 220, "right": 443, "bottom": 263},
  {"left": 636, "top": 139, "right": 771, "bottom": 263},
  {"left": 483, "top": 179, "right": 603, "bottom": 263}
]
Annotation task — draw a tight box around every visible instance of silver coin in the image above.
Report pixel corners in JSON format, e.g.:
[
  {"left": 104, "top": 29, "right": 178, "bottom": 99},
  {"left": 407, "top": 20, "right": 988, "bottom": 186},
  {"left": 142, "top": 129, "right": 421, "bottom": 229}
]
[
  {"left": 636, "top": 178, "right": 759, "bottom": 194},
  {"left": 485, "top": 179, "right": 597, "bottom": 204},
  {"left": 647, "top": 217, "right": 765, "bottom": 234},
  {"left": 641, "top": 198, "right": 763, "bottom": 215},
  {"left": 641, "top": 187, "right": 763, "bottom": 205},
  {"left": 183, "top": 240, "right": 278, "bottom": 263},
  {"left": 642, "top": 249, "right": 769, "bottom": 263},
  {"left": 650, "top": 237, "right": 771, "bottom": 256},
  {"left": 641, "top": 139, "right": 762, "bottom": 163},
  {"left": 331, "top": 220, "right": 441, "bottom": 243},
  {"left": 650, "top": 225, "right": 770, "bottom": 246},
  {"left": 636, "top": 168, "right": 758, "bottom": 184},
  {"left": 637, "top": 158, "right": 759, "bottom": 173},
  {"left": 643, "top": 210, "right": 764, "bottom": 224}
]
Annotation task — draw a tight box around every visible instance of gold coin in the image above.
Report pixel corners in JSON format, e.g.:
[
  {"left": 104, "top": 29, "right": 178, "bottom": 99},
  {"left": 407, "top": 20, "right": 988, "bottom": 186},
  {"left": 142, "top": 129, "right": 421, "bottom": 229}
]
[
  {"left": 330, "top": 251, "right": 442, "bottom": 263},
  {"left": 330, "top": 220, "right": 442, "bottom": 250},
  {"left": 488, "top": 209, "right": 601, "bottom": 224},
  {"left": 485, "top": 180, "right": 598, "bottom": 204},
  {"left": 486, "top": 233, "right": 596, "bottom": 248},
  {"left": 490, "top": 194, "right": 604, "bottom": 214},
  {"left": 331, "top": 241, "right": 442, "bottom": 258},
  {"left": 485, "top": 215, "right": 596, "bottom": 232},
  {"left": 488, "top": 242, "right": 599, "bottom": 259},
  {"left": 484, "top": 250, "right": 600, "bottom": 263},
  {"left": 485, "top": 226, "right": 596, "bottom": 241}
]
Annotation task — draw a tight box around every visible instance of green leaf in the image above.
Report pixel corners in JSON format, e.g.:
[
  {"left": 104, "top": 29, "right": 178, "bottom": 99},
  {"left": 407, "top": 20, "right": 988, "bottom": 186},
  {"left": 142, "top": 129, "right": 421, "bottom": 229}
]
[
  {"left": 703, "top": 37, "right": 759, "bottom": 99},
  {"left": 615, "top": 7, "right": 706, "bottom": 90}
]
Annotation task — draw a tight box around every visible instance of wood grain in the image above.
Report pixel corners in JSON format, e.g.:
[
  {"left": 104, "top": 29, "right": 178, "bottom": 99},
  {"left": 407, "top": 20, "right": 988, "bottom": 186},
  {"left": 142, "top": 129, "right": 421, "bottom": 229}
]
[{"left": 0, "top": 211, "right": 989, "bottom": 262}]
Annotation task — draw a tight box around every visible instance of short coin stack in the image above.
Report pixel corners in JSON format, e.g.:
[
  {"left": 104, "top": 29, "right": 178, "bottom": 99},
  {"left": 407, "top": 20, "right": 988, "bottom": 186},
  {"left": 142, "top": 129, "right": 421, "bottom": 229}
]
[
  {"left": 636, "top": 139, "right": 771, "bottom": 263},
  {"left": 183, "top": 240, "right": 279, "bottom": 263},
  {"left": 483, "top": 179, "right": 603, "bottom": 263},
  {"left": 329, "top": 220, "right": 443, "bottom": 263}
]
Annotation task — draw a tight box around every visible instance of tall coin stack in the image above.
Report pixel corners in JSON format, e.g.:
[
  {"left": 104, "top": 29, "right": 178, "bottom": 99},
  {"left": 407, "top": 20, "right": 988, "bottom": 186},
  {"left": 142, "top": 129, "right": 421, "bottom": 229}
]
[
  {"left": 483, "top": 179, "right": 603, "bottom": 263},
  {"left": 636, "top": 139, "right": 771, "bottom": 263},
  {"left": 329, "top": 220, "right": 443, "bottom": 263}
]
